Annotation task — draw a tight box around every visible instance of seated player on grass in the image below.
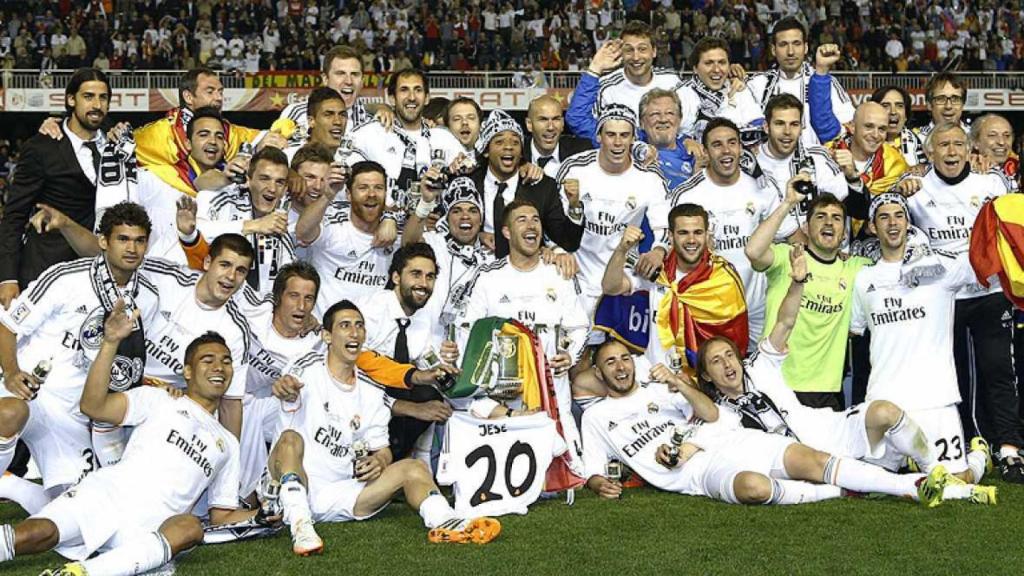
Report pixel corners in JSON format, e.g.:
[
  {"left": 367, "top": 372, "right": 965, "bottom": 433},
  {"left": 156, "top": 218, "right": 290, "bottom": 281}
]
[
  {"left": 581, "top": 249, "right": 953, "bottom": 507},
  {"left": 702, "top": 245, "right": 997, "bottom": 505},
  {"left": 0, "top": 307, "right": 268, "bottom": 576},
  {"left": 266, "top": 300, "right": 501, "bottom": 556}
]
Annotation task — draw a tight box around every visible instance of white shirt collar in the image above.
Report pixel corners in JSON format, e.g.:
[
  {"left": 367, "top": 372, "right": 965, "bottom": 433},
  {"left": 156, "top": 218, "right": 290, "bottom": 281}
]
[
  {"left": 63, "top": 118, "right": 103, "bottom": 153},
  {"left": 485, "top": 168, "right": 519, "bottom": 193},
  {"left": 530, "top": 139, "right": 559, "bottom": 163}
]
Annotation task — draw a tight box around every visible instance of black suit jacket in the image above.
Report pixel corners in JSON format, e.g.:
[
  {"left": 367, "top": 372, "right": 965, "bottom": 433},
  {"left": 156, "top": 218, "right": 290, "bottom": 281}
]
[
  {"left": 522, "top": 135, "right": 593, "bottom": 164},
  {"left": 470, "top": 166, "right": 583, "bottom": 259},
  {"left": 0, "top": 130, "right": 97, "bottom": 287}
]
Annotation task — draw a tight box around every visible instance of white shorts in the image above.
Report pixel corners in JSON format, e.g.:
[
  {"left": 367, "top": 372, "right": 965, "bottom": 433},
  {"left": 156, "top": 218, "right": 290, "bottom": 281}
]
[
  {"left": 306, "top": 474, "right": 386, "bottom": 523},
  {"left": 2, "top": 389, "right": 94, "bottom": 491},
  {"left": 683, "top": 429, "right": 796, "bottom": 504},
  {"left": 803, "top": 403, "right": 905, "bottom": 472},
  {"left": 33, "top": 476, "right": 143, "bottom": 561},
  {"left": 906, "top": 405, "right": 967, "bottom": 474},
  {"left": 239, "top": 395, "right": 282, "bottom": 497}
]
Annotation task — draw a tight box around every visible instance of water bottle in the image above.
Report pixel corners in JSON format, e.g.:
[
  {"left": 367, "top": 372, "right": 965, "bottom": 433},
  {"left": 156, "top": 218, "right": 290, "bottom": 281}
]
[{"left": 232, "top": 142, "right": 254, "bottom": 184}]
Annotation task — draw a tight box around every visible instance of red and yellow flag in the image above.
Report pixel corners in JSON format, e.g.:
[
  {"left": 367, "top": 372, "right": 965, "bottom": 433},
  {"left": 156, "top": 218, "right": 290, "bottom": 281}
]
[{"left": 970, "top": 194, "right": 1024, "bottom": 309}]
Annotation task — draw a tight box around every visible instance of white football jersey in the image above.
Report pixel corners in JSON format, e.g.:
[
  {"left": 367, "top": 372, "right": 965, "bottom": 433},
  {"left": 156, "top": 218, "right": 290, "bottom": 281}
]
[
  {"left": 593, "top": 68, "right": 684, "bottom": 118},
  {"left": 422, "top": 231, "right": 493, "bottom": 342},
  {"left": 278, "top": 351, "right": 391, "bottom": 484},
  {"left": 755, "top": 146, "right": 848, "bottom": 222},
  {"left": 306, "top": 211, "right": 399, "bottom": 319},
  {"left": 437, "top": 411, "right": 566, "bottom": 517},
  {"left": 747, "top": 70, "right": 855, "bottom": 147},
  {"left": 555, "top": 149, "right": 671, "bottom": 299},
  {"left": 670, "top": 170, "right": 797, "bottom": 344},
  {"left": 906, "top": 168, "right": 1008, "bottom": 299},
  {"left": 580, "top": 382, "right": 738, "bottom": 493},
  {"left": 93, "top": 387, "right": 240, "bottom": 525},
  {"left": 139, "top": 259, "right": 252, "bottom": 399},
  {"left": 245, "top": 302, "right": 322, "bottom": 397},
  {"left": 850, "top": 254, "right": 978, "bottom": 411},
  {"left": 195, "top": 184, "right": 297, "bottom": 297},
  {"left": 133, "top": 168, "right": 189, "bottom": 265},
  {"left": 0, "top": 258, "right": 160, "bottom": 407},
  {"left": 349, "top": 120, "right": 464, "bottom": 181},
  {"left": 458, "top": 258, "right": 591, "bottom": 363},
  {"left": 676, "top": 81, "right": 765, "bottom": 141}
]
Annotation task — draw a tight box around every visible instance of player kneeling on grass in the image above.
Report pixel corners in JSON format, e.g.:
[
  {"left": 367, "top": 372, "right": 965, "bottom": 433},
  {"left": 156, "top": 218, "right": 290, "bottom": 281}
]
[
  {"left": 700, "top": 244, "right": 997, "bottom": 505},
  {"left": 267, "top": 300, "right": 501, "bottom": 556},
  {"left": 0, "top": 306, "right": 270, "bottom": 576},
  {"left": 582, "top": 250, "right": 952, "bottom": 506}
]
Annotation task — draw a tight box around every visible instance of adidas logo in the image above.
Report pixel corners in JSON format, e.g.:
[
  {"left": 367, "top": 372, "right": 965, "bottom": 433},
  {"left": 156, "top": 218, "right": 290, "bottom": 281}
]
[
  {"left": 499, "top": 295, "right": 510, "bottom": 304},
  {"left": 1002, "top": 310, "right": 1012, "bottom": 322},
  {"left": 348, "top": 250, "right": 358, "bottom": 258},
  {"left": 160, "top": 311, "right": 172, "bottom": 320},
  {"left": 75, "top": 305, "right": 88, "bottom": 314},
  {"left": 582, "top": 192, "right": 592, "bottom": 202},
  {"left": 866, "top": 284, "right": 876, "bottom": 293},
  {"left": 608, "top": 421, "right": 617, "bottom": 431},
  {"left": 927, "top": 199, "right": 937, "bottom": 207}
]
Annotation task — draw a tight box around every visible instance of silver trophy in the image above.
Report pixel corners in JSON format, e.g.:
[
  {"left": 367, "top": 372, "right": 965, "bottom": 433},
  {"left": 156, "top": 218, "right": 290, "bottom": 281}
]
[
  {"left": 351, "top": 439, "right": 369, "bottom": 476},
  {"left": 487, "top": 331, "right": 522, "bottom": 401},
  {"left": 667, "top": 347, "right": 683, "bottom": 373}
]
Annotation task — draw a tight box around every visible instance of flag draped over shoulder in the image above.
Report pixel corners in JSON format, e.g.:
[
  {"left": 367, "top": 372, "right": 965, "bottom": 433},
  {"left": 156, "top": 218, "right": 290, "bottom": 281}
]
[
  {"left": 970, "top": 194, "right": 1024, "bottom": 309},
  {"left": 655, "top": 249, "right": 748, "bottom": 366}
]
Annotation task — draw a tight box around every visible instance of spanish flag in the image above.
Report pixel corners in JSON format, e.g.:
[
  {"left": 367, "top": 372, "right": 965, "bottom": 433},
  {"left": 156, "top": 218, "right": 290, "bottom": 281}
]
[
  {"left": 970, "top": 194, "right": 1024, "bottom": 309},
  {"left": 655, "top": 249, "right": 749, "bottom": 368}
]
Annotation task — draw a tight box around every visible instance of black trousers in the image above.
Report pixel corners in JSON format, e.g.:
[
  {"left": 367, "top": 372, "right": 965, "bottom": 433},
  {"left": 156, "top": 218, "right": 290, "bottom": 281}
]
[
  {"left": 849, "top": 332, "right": 872, "bottom": 407},
  {"left": 795, "top": 391, "right": 845, "bottom": 412},
  {"left": 385, "top": 385, "right": 443, "bottom": 460},
  {"left": 953, "top": 293, "right": 1023, "bottom": 448}
]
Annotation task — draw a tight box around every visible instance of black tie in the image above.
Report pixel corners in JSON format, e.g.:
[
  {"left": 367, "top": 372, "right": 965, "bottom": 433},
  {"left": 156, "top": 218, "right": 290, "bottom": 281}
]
[
  {"left": 537, "top": 156, "right": 552, "bottom": 168},
  {"left": 493, "top": 182, "right": 508, "bottom": 233},
  {"left": 84, "top": 140, "right": 101, "bottom": 178},
  {"left": 393, "top": 318, "right": 411, "bottom": 363}
]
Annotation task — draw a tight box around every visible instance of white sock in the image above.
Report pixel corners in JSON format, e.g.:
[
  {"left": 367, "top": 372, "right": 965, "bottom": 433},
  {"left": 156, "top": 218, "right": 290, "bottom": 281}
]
[
  {"left": 0, "top": 474, "right": 50, "bottom": 514},
  {"left": 883, "top": 412, "right": 936, "bottom": 472},
  {"left": 823, "top": 456, "right": 919, "bottom": 499},
  {"left": 767, "top": 480, "right": 842, "bottom": 505},
  {"left": 91, "top": 424, "right": 127, "bottom": 468},
  {"left": 942, "top": 483, "right": 974, "bottom": 501},
  {"left": 0, "top": 524, "right": 14, "bottom": 562},
  {"left": 279, "top": 477, "right": 312, "bottom": 527},
  {"left": 417, "top": 492, "right": 456, "bottom": 529},
  {"left": 80, "top": 531, "right": 171, "bottom": 576},
  {"left": 998, "top": 445, "right": 1018, "bottom": 460},
  {"left": 0, "top": 434, "right": 18, "bottom": 474},
  {"left": 966, "top": 451, "right": 987, "bottom": 483}
]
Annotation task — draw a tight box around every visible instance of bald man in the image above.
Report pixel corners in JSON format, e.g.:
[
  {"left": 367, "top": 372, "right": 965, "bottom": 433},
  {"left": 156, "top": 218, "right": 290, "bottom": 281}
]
[
  {"left": 523, "top": 95, "right": 593, "bottom": 178},
  {"left": 822, "top": 102, "right": 908, "bottom": 204}
]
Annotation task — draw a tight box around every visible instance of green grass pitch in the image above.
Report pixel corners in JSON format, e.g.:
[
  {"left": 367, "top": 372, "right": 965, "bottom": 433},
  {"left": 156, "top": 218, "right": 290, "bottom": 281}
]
[{"left": 3, "top": 478, "right": 1024, "bottom": 575}]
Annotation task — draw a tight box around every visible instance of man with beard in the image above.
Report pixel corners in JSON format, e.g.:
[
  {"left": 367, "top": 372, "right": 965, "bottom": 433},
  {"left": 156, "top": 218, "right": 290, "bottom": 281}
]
[
  {"left": 676, "top": 37, "right": 764, "bottom": 146},
  {"left": 472, "top": 109, "right": 584, "bottom": 258},
  {"left": 669, "top": 118, "right": 798, "bottom": 350},
  {"left": 872, "top": 86, "right": 927, "bottom": 167},
  {"left": 282, "top": 87, "right": 348, "bottom": 164},
  {"left": 403, "top": 176, "right": 494, "bottom": 343},
  {"left": 141, "top": 234, "right": 257, "bottom": 439},
  {"left": 0, "top": 68, "right": 112, "bottom": 309},
  {"left": 748, "top": 17, "right": 854, "bottom": 147},
  {"left": 745, "top": 173, "right": 869, "bottom": 409},
  {"left": 580, "top": 21, "right": 684, "bottom": 122},
  {"left": 897, "top": 123, "right": 1023, "bottom": 483},
  {"left": 356, "top": 243, "right": 459, "bottom": 461},
  {"left": 556, "top": 106, "right": 669, "bottom": 315},
  {"left": 850, "top": 194, "right": 994, "bottom": 485},
  {"left": 602, "top": 203, "right": 747, "bottom": 373},
  {"left": 189, "top": 147, "right": 294, "bottom": 296},
  {"left": 915, "top": 73, "right": 971, "bottom": 143},
  {"left": 971, "top": 113, "right": 1019, "bottom": 192},
  {"left": 296, "top": 161, "right": 400, "bottom": 318},
  {"left": 522, "top": 95, "right": 592, "bottom": 180},
  {"left": 349, "top": 70, "right": 463, "bottom": 191},
  {"left": 0, "top": 203, "right": 160, "bottom": 512},
  {"left": 459, "top": 200, "right": 591, "bottom": 470},
  {"left": 755, "top": 94, "right": 847, "bottom": 225}
]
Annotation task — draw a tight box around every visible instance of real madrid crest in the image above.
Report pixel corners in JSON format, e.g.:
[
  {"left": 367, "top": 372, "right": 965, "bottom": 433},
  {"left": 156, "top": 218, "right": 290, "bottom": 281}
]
[
  {"left": 350, "top": 415, "right": 362, "bottom": 431},
  {"left": 647, "top": 402, "right": 659, "bottom": 414},
  {"left": 625, "top": 195, "right": 637, "bottom": 210},
  {"left": 970, "top": 196, "right": 980, "bottom": 208},
  {"left": 216, "top": 438, "right": 225, "bottom": 453},
  {"left": 745, "top": 202, "right": 756, "bottom": 216},
  {"left": 79, "top": 307, "right": 107, "bottom": 351},
  {"left": 546, "top": 288, "right": 558, "bottom": 302}
]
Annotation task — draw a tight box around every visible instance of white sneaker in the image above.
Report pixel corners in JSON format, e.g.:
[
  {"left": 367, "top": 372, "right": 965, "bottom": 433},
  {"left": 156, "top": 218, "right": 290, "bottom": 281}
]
[
  {"left": 141, "top": 561, "right": 176, "bottom": 575},
  {"left": 290, "top": 518, "right": 323, "bottom": 556}
]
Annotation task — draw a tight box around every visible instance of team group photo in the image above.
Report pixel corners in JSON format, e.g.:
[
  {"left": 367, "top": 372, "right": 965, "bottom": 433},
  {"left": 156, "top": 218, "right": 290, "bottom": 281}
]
[{"left": 0, "top": 0, "right": 1023, "bottom": 574}]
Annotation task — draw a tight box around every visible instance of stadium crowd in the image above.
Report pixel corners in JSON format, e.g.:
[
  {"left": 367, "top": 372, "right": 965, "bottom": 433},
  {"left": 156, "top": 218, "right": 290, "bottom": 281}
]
[
  {"left": 1, "top": 13, "right": 1024, "bottom": 576},
  {"left": 3, "top": 0, "right": 1024, "bottom": 73}
]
